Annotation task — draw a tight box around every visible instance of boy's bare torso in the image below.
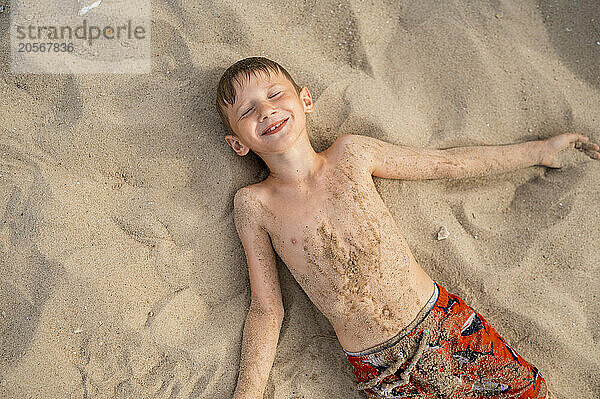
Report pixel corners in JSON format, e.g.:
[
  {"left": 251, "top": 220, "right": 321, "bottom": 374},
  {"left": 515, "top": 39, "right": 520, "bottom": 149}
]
[{"left": 248, "top": 139, "right": 435, "bottom": 353}]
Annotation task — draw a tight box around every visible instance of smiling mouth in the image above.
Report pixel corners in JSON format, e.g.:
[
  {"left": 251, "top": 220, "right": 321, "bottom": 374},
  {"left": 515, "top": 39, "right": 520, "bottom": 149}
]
[{"left": 261, "top": 118, "right": 289, "bottom": 135}]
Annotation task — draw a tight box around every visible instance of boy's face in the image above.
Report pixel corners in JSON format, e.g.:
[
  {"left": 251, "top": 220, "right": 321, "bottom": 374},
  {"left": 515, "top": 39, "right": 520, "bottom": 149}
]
[{"left": 224, "top": 70, "right": 313, "bottom": 156}]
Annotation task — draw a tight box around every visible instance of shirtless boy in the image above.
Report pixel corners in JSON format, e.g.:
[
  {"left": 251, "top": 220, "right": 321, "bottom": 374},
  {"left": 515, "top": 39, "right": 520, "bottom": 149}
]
[{"left": 216, "top": 57, "right": 600, "bottom": 399}]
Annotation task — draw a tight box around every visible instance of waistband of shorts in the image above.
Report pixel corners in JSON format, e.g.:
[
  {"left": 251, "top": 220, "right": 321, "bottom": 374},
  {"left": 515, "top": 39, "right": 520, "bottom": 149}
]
[{"left": 343, "top": 282, "right": 439, "bottom": 357}]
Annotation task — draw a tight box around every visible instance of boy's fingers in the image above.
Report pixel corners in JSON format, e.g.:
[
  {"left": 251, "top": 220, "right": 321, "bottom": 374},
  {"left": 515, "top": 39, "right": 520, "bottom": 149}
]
[
  {"left": 568, "top": 134, "right": 588, "bottom": 146},
  {"left": 575, "top": 142, "right": 599, "bottom": 151},
  {"left": 573, "top": 144, "right": 600, "bottom": 162},
  {"left": 585, "top": 149, "right": 600, "bottom": 159}
]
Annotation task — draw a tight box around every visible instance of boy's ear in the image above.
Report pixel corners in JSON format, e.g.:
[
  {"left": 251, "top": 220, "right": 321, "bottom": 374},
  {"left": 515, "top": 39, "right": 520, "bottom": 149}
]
[
  {"left": 299, "top": 86, "right": 314, "bottom": 113},
  {"left": 225, "top": 135, "right": 250, "bottom": 156}
]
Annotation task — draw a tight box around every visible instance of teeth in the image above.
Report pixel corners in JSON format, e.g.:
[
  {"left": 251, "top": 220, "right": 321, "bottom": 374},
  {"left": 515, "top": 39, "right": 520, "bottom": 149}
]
[{"left": 265, "top": 120, "right": 284, "bottom": 134}]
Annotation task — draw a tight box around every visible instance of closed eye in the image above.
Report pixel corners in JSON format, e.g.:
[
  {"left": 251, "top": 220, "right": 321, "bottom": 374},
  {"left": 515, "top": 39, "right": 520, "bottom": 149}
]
[
  {"left": 241, "top": 107, "right": 253, "bottom": 118},
  {"left": 269, "top": 91, "right": 281, "bottom": 98}
]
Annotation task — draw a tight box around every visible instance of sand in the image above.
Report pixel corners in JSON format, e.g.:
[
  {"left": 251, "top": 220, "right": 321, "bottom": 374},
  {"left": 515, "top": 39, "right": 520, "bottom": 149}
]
[{"left": 1, "top": 0, "right": 599, "bottom": 398}]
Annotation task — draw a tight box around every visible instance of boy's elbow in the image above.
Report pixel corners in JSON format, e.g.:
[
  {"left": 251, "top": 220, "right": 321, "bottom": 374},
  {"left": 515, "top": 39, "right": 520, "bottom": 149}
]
[
  {"left": 269, "top": 306, "right": 285, "bottom": 324},
  {"left": 249, "top": 299, "right": 284, "bottom": 323}
]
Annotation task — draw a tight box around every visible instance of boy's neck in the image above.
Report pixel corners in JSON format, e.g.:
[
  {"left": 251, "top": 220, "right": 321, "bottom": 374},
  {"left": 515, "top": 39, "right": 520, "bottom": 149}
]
[{"left": 261, "top": 129, "right": 326, "bottom": 186}]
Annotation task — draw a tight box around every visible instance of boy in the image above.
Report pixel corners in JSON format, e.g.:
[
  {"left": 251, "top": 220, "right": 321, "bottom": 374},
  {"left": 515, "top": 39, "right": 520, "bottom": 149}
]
[{"left": 215, "top": 57, "right": 599, "bottom": 399}]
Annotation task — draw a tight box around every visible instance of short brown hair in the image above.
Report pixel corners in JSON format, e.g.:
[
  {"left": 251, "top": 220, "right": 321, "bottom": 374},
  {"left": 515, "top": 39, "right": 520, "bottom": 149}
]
[{"left": 215, "top": 57, "right": 301, "bottom": 135}]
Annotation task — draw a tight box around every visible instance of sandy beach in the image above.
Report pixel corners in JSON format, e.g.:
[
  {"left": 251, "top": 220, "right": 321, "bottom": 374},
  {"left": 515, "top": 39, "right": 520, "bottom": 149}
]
[{"left": 1, "top": 0, "right": 599, "bottom": 397}]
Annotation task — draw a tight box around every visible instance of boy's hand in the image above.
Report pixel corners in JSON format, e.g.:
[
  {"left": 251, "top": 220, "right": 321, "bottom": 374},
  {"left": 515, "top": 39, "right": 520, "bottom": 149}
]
[{"left": 539, "top": 133, "right": 600, "bottom": 168}]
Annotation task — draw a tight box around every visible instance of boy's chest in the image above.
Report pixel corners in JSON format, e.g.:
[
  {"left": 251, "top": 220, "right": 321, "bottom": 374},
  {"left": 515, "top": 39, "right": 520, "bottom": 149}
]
[{"left": 258, "top": 167, "right": 397, "bottom": 281}]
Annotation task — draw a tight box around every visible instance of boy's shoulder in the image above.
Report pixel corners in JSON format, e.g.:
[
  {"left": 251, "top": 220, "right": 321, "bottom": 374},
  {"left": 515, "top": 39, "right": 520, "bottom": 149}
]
[
  {"left": 233, "top": 180, "right": 274, "bottom": 223},
  {"left": 232, "top": 185, "right": 268, "bottom": 235},
  {"left": 328, "top": 134, "right": 376, "bottom": 173},
  {"left": 233, "top": 183, "right": 265, "bottom": 212}
]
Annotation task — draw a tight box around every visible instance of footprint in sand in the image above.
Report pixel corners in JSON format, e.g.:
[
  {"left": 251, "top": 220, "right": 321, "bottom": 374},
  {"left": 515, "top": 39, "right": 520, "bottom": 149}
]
[
  {"left": 71, "top": 323, "right": 204, "bottom": 398},
  {"left": 0, "top": 146, "right": 64, "bottom": 368},
  {"left": 110, "top": 204, "right": 196, "bottom": 292}
]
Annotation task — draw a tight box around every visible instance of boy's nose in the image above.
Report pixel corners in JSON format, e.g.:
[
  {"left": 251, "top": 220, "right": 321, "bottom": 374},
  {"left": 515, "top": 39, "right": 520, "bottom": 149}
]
[{"left": 258, "top": 102, "right": 277, "bottom": 121}]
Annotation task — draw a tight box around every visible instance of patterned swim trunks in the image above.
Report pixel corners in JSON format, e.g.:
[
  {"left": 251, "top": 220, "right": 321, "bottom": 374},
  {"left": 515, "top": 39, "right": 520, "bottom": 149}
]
[{"left": 344, "top": 282, "right": 548, "bottom": 398}]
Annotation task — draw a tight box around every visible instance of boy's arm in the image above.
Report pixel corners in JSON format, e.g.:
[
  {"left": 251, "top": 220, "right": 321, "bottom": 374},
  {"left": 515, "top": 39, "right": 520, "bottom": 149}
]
[
  {"left": 340, "top": 133, "right": 599, "bottom": 180},
  {"left": 232, "top": 188, "right": 285, "bottom": 399}
]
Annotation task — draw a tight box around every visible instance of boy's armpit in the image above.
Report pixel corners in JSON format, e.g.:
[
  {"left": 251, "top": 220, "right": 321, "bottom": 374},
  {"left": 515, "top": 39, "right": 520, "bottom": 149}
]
[{"left": 233, "top": 188, "right": 284, "bottom": 318}]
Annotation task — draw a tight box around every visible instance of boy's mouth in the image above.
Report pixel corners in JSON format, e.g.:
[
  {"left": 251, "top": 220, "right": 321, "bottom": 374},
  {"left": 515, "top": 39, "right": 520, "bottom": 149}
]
[{"left": 261, "top": 118, "right": 289, "bottom": 136}]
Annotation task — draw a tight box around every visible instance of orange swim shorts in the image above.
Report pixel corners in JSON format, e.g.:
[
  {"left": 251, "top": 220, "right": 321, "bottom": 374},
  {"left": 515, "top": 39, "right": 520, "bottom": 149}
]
[{"left": 344, "top": 282, "right": 548, "bottom": 398}]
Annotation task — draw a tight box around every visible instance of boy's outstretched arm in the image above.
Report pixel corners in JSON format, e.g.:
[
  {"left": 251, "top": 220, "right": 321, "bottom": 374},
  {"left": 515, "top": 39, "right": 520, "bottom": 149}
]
[
  {"left": 232, "top": 188, "right": 285, "bottom": 399},
  {"left": 340, "top": 133, "right": 600, "bottom": 180}
]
